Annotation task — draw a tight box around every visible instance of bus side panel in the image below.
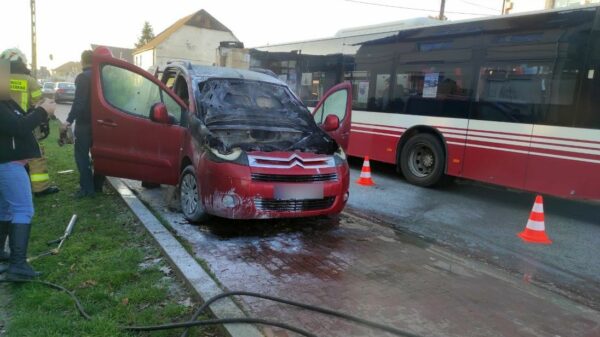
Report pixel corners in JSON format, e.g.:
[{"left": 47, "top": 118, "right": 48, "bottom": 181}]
[
  {"left": 443, "top": 139, "right": 468, "bottom": 177},
  {"left": 348, "top": 110, "right": 402, "bottom": 164},
  {"left": 461, "top": 121, "right": 532, "bottom": 190},
  {"left": 348, "top": 111, "right": 470, "bottom": 176},
  {"left": 347, "top": 131, "right": 399, "bottom": 164},
  {"left": 525, "top": 125, "right": 600, "bottom": 200}
]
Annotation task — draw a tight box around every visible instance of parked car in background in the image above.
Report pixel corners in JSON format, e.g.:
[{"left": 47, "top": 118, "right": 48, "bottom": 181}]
[
  {"left": 41, "top": 82, "right": 56, "bottom": 98},
  {"left": 90, "top": 47, "right": 352, "bottom": 221},
  {"left": 54, "top": 82, "right": 76, "bottom": 103}
]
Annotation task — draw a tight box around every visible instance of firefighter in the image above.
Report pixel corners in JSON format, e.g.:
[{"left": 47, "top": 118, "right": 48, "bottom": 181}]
[{"left": 0, "top": 48, "right": 59, "bottom": 196}]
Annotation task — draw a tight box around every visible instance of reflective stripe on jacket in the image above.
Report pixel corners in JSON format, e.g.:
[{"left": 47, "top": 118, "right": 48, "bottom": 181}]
[{"left": 9, "top": 74, "right": 43, "bottom": 111}]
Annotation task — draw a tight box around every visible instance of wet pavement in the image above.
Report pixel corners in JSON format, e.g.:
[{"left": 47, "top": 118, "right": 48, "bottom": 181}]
[
  {"left": 345, "top": 157, "right": 600, "bottom": 310},
  {"left": 124, "top": 179, "right": 600, "bottom": 337}
]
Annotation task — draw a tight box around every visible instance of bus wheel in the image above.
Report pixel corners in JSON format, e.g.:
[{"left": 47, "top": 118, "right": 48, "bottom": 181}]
[{"left": 400, "top": 133, "right": 445, "bottom": 187}]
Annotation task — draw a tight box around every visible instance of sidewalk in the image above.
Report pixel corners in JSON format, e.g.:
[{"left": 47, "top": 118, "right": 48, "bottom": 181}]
[{"left": 123, "top": 179, "right": 600, "bottom": 337}]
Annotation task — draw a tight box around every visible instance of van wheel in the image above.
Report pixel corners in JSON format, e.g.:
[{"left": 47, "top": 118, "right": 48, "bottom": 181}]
[
  {"left": 400, "top": 133, "right": 445, "bottom": 187},
  {"left": 179, "top": 165, "right": 207, "bottom": 222}
]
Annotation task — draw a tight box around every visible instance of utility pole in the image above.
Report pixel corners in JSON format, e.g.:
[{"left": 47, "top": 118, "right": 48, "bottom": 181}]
[
  {"left": 30, "top": 0, "right": 37, "bottom": 78},
  {"left": 438, "top": 0, "right": 446, "bottom": 20}
]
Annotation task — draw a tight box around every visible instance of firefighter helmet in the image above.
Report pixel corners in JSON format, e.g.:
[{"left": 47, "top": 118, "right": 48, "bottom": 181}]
[{"left": 0, "top": 48, "right": 28, "bottom": 65}]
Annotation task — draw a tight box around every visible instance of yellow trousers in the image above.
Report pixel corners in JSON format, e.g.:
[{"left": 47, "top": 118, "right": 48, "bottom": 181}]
[{"left": 29, "top": 145, "right": 50, "bottom": 193}]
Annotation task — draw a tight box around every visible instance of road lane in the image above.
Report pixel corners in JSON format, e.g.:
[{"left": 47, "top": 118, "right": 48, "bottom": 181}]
[{"left": 347, "top": 157, "right": 600, "bottom": 308}]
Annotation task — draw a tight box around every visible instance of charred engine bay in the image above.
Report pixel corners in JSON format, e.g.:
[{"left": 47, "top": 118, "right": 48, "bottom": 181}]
[{"left": 192, "top": 79, "right": 338, "bottom": 154}]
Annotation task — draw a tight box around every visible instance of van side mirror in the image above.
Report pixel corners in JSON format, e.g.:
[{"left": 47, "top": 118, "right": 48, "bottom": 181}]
[
  {"left": 323, "top": 114, "right": 340, "bottom": 132},
  {"left": 150, "top": 103, "right": 171, "bottom": 124}
]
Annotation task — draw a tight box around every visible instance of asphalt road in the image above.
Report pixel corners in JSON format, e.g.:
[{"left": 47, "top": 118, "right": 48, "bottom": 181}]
[
  {"left": 347, "top": 157, "right": 600, "bottom": 309},
  {"left": 54, "top": 103, "right": 600, "bottom": 308}
]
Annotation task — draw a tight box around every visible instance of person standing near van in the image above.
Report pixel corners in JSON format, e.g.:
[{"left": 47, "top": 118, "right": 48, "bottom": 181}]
[
  {"left": 0, "top": 59, "right": 56, "bottom": 279},
  {"left": 61, "top": 50, "right": 105, "bottom": 198},
  {"left": 0, "top": 48, "right": 60, "bottom": 197}
]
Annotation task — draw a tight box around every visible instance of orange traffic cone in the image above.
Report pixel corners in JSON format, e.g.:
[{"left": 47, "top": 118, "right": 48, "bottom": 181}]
[
  {"left": 356, "top": 156, "right": 375, "bottom": 186},
  {"left": 517, "top": 195, "right": 552, "bottom": 244}
]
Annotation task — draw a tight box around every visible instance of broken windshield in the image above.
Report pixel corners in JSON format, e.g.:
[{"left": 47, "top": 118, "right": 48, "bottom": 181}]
[{"left": 195, "top": 79, "right": 338, "bottom": 154}]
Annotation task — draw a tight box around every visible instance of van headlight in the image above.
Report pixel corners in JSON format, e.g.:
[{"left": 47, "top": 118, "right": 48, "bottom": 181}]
[
  {"left": 208, "top": 147, "right": 248, "bottom": 165},
  {"left": 334, "top": 147, "right": 346, "bottom": 165},
  {"left": 210, "top": 148, "right": 242, "bottom": 161}
]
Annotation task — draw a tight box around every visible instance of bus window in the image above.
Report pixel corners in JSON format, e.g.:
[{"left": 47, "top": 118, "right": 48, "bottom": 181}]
[
  {"left": 392, "top": 65, "right": 472, "bottom": 118},
  {"left": 474, "top": 63, "right": 550, "bottom": 124},
  {"left": 575, "top": 30, "right": 600, "bottom": 130},
  {"left": 473, "top": 62, "right": 580, "bottom": 126},
  {"left": 347, "top": 35, "right": 396, "bottom": 113},
  {"left": 576, "top": 65, "right": 600, "bottom": 130}
]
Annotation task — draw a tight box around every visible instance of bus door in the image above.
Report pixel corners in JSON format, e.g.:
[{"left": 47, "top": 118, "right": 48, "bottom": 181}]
[
  {"left": 525, "top": 34, "right": 600, "bottom": 199},
  {"left": 462, "top": 64, "right": 534, "bottom": 190}
]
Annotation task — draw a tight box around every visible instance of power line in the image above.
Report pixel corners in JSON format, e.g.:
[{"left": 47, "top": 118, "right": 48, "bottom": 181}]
[{"left": 345, "top": 0, "right": 494, "bottom": 16}]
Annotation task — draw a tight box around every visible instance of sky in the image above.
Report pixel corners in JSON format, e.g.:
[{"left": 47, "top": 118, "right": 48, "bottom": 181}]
[{"left": 0, "top": 0, "right": 545, "bottom": 70}]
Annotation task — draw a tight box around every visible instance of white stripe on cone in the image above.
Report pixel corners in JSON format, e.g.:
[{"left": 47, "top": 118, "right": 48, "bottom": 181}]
[
  {"left": 525, "top": 219, "right": 546, "bottom": 231},
  {"left": 360, "top": 171, "right": 371, "bottom": 178},
  {"left": 532, "top": 203, "right": 544, "bottom": 213}
]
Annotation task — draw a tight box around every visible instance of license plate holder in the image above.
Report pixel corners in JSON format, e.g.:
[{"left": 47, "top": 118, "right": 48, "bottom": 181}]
[{"left": 274, "top": 184, "right": 324, "bottom": 200}]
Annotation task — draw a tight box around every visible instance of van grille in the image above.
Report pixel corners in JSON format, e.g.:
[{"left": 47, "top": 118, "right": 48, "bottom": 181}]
[
  {"left": 251, "top": 173, "right": 338, "bottom": 183},
  {"left": 254, "top": 197, "right": 335, "bottom": 212}
]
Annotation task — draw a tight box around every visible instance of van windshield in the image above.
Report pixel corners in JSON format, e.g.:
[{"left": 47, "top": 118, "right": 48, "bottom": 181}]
[{"left": 195, "top": 79, "right": 337, "bottom": 154}]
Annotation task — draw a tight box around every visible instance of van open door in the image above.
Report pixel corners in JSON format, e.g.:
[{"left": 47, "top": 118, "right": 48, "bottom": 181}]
[
  {"left": 90, "top": 47, "right": 187, "bottom": 185},
  {"left": 312, "top": 82, "right": 353, "bottom": 151}
]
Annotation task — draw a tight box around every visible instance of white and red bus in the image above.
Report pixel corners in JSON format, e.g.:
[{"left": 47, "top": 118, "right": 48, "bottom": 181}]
[{"left": 250, "top": 5, "right": 600, "bottom": 200}]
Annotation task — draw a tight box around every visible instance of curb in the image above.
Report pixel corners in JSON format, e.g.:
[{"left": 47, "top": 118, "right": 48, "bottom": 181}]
[{"left": 109, "top": 178, "right": 264, "bottom": 337}]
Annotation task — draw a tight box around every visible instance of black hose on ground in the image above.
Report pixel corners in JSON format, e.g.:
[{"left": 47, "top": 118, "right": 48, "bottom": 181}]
[
  {"left": 180, "top": 291, "right": 423, "bottom": 337},
  {"left": 1, "top": 279, "right": 424, "bottom": 337},
  {"left": 124, "top": 318, "right": 318, "bottom": 337},
  {"left": 1, "top": 278, "right": 317, "bottom": 337},
  {"left": 0, "top": 279, "right": 92, "bottom": 320}
]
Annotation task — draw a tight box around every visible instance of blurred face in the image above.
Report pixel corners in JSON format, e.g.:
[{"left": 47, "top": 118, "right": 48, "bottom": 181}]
[{"left": 0, "top": 60, "right": 9, "bottom": 100}]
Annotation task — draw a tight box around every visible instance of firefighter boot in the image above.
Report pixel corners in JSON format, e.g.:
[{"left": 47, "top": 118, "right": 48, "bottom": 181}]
[{"left": 7, "top": 223, "right": 41, "bottom": 279}]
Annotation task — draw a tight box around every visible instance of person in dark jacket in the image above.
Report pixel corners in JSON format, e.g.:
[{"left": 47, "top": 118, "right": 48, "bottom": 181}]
[
  {"left": 0, "top": 59, "right": 56, "bottom": 279},
  {"left": 61, "top": 50, "right": 104, "bottom": 198}
]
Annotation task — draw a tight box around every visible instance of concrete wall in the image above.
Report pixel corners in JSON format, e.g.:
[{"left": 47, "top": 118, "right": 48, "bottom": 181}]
[
  {"left": 134, "top": 49, "right": 155, "bottom": 71},
  {"left": 154, "top": 26, "right": 238, "bottom": 69}
]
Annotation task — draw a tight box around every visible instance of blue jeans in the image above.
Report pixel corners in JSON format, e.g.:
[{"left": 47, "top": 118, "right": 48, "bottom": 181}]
[{"left": 0, "top": 162, "right": 34, "bottom": 224}]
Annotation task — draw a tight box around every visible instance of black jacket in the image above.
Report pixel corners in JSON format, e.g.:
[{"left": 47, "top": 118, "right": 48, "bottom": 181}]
[
  {"left": 67, "top": 67, "right": 91, "bottom": 126},
  {"left": 0, "top": 100, "right": 48, "bottom": 164}
]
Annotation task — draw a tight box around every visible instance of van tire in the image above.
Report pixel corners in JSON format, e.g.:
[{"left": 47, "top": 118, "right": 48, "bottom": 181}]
[
  {"left": 400, "top": 133, "right": 445, "bottom": 187},
  {"left": 179, "top": 165, "right": 207, "bottom": 223}
]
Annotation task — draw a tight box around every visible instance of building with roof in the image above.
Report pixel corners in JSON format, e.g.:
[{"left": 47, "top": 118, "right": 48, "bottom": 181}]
[
  {"left": 91, "top": 44, "right": 133, "bottom": 63},
  {"left": 52, "top": 61, "right": 81, "bottom": 82},
  {"left": 132, "top": 9, "right": 240, "bottom": 70}
]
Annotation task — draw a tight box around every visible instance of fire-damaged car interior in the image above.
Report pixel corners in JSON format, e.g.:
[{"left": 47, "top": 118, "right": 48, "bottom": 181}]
[{"left": 194, "top": 79, "right": 339, "bottom": 155}]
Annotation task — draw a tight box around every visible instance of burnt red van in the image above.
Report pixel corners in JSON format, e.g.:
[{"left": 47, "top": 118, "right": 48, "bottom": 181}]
[{"left": 90, "top": 47, "right": 351, "bottom": 221}]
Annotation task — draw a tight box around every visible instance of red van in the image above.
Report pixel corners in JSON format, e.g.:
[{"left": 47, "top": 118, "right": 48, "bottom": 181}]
[{"left": 90, "top": 47, "right": 351, "bottom": 221}]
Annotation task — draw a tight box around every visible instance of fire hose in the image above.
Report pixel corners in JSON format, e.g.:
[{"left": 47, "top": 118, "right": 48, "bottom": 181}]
[{"left": 0, "top": 279, "right": 425, "bottom": 337}]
